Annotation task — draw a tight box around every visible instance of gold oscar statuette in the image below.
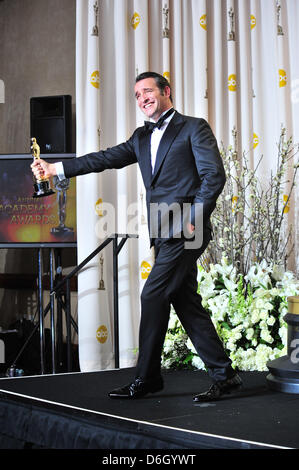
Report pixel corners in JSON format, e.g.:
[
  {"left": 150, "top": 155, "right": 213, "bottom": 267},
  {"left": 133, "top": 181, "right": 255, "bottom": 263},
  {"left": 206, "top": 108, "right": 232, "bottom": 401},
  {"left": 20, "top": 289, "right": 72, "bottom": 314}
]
[{"left": 31, "top": 137, "right": 55, "bottom": 198}]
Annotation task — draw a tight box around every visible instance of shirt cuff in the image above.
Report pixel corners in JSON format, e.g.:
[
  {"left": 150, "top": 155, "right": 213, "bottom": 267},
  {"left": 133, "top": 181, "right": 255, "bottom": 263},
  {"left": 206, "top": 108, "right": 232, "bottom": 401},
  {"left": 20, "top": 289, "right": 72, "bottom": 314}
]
[{"left": 55, "top": 162, "right": 66, "bottom": 180}]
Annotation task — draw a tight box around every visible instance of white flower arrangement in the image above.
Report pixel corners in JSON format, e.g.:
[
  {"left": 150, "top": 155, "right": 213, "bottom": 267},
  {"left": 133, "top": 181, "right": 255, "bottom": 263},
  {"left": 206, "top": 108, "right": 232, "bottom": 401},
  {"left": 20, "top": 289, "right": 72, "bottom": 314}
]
[{"left": 161, "top": 258, "right": 299, "bottom": 372}]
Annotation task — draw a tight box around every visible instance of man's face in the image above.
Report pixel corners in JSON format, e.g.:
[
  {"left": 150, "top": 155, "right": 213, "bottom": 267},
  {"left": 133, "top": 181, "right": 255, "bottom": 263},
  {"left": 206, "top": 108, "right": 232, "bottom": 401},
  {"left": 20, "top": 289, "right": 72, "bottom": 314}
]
[{"left": 134, "top": 77, "right": 171, "bottom": 121}]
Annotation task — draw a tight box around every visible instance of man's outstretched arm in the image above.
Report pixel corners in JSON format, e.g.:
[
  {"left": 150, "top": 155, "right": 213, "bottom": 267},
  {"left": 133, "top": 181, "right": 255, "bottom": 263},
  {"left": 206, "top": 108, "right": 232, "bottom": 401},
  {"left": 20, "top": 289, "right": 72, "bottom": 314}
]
[{"left": 31, "top": 134, "right": 138, "bottom": 181}]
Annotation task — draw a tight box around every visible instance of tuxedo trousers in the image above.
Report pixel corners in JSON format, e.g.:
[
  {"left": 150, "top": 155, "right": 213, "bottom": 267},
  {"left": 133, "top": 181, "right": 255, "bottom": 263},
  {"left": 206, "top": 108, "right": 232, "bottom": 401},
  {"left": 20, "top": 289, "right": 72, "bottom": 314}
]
[{"left": 135, "top": 228, "right": 234, "bottom": 383}]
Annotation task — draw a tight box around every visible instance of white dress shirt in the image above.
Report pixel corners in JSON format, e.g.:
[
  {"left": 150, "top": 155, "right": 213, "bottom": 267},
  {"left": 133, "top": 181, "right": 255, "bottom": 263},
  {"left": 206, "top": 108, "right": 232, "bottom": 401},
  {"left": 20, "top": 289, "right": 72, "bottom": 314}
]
[
  {"left": 55, "top": 161, "right": 65, "bottom": 180},
  {"left": 149, "top": 108, "right": 175, "bottom": 173}
]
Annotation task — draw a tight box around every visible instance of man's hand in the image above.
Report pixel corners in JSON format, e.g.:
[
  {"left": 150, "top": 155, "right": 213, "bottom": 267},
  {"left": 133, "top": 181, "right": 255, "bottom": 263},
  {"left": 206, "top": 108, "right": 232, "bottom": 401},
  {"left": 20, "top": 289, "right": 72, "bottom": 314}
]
[{"left": 31, "top": 159, "right": 57, "bottom": 180}]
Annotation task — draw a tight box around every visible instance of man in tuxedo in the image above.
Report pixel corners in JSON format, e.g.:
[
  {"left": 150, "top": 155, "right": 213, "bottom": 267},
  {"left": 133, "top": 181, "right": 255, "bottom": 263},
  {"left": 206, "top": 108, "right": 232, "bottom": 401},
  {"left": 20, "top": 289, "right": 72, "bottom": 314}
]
[{"left": 32, "top": 72, "right": 242, "bottom": 402}]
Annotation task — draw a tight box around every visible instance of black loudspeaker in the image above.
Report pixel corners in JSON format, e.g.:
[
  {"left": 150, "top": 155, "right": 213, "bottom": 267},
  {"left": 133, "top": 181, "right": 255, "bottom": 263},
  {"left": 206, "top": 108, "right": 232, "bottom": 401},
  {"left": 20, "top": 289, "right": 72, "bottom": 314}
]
[{"left": 30, "top": 95, "right": 72, "bottom": 153}]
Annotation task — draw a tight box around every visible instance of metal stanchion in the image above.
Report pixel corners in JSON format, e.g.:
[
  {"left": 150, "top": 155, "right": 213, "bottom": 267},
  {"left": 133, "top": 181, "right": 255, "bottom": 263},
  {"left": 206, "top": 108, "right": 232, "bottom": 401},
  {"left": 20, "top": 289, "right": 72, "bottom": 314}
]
[
  {"left": 113, "top": 237, "right": 119, "bottom": 369},
  {"left": 55, "top": 249, "right": 64, "bottom": 372},
  {"left": 112, "top": 234, "right": 134, "bottom": 369},
  {"left": 65, "top": 278, "right": 72, "bottom": 372},
  {"left": 38, "top": 248, "right": 45, "bottom": 374},
  {"left": 49, "top": 249, "right": 56, "bottom": 374}
]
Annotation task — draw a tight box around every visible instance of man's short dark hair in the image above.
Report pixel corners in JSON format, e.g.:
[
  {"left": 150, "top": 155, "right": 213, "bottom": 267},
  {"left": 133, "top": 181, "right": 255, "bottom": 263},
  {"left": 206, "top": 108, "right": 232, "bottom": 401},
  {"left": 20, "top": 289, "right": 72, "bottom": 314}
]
[{"left": 135, "top": 71, "right": 173, "bottom": 103}]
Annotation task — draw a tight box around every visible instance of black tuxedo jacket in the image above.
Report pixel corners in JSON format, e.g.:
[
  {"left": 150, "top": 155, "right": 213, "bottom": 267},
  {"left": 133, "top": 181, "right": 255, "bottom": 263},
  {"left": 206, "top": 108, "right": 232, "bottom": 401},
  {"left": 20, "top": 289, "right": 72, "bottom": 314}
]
[{"left": 62, "top": 111, "right": 226, "bottom": 244}]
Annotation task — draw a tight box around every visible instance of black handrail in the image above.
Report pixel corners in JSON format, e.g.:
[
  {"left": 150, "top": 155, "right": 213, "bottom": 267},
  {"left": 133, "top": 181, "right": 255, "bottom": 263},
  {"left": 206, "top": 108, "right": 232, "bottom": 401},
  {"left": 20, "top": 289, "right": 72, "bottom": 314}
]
[{"left": 47, "top": 233, "right": 138, "bottom": 373}]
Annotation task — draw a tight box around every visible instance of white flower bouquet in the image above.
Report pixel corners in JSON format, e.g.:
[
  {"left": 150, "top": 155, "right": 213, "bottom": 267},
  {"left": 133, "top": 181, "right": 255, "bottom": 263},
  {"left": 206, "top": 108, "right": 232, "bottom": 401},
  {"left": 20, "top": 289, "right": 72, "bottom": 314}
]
[{"left": 162, "top": 258, "right": 299, "bottom": 371}]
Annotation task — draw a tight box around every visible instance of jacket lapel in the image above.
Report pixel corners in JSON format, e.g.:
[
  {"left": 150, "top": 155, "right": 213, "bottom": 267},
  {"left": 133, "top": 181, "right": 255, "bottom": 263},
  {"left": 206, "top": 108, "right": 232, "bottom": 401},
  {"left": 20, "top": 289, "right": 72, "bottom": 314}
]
[
  {"left": 152, "top": 112, "right": 185, "bottom": 183},
  {"left": 138, "top": 130, "right": 152, "bottom": 188}
]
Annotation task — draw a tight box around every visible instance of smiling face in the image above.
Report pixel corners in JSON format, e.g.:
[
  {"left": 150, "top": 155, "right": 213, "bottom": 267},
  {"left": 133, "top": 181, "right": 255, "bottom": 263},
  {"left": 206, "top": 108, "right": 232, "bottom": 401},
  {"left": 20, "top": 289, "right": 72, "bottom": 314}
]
[{"left": 134, "top": 77, "right": 172, "bottom": 122}]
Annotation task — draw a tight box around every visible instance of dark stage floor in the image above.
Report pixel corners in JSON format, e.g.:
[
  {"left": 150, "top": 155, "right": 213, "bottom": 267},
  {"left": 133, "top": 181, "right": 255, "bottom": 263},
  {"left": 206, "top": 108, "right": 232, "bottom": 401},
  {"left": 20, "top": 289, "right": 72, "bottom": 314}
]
[{"left": 0, "top": 367, "right": 298, "bottom": 449}]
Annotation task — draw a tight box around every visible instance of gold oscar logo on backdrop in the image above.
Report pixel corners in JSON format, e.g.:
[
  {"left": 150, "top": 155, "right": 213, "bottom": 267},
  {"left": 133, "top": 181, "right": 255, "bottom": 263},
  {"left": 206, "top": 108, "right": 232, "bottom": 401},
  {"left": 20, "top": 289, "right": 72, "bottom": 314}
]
[
  {"left": 228, "top": 74, "right": 237, "bottom": 91},
  {"left": 96, "top": 325, "right": 108, "bottom": 344},
  {"left": 253, "top": 132, "right": 259, "bottom": 149},
  {"left": 251, "top": 14, "right": 256, "bottom": 29},
  {"left": 279, "top": 69, "right": 287, "bottom": 88},
  {"left": 91, "top": 70, "right": 100, "bottom": 89},
  {"left": 232, "top": 196, "right": 238, "bottom": 213},
  {"left": 95, "top": 198, "right": 103, "bottom": 216},
  {"left": 199, "top": 14, "right": 207, "bottom": 30},
  {"left": 163, "top": 72, "right": 170, "bottom": 82},
  {"left": 141, "top": 260, "right": 152, "bottom": 280},
  {"left": 131, "top": 12, "right": 141, "bottom": 30},
  {"left": 283, "top": 195, "right": 290, "bottom": 213}
]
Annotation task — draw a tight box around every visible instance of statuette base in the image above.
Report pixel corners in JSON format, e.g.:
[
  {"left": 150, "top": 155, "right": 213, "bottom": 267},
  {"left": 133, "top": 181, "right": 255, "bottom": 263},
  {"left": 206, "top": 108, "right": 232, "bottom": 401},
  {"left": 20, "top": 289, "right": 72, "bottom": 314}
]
[{"left": 33, "top": 180, "right": 55, "bottom": 198}]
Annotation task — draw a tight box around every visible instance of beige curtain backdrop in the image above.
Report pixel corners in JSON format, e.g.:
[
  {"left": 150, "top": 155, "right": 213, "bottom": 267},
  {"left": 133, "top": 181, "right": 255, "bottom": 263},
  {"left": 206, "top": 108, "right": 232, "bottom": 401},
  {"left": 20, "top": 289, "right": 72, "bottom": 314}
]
[{"left": 75, "top": 0, "right": 299, "bottom": 371}]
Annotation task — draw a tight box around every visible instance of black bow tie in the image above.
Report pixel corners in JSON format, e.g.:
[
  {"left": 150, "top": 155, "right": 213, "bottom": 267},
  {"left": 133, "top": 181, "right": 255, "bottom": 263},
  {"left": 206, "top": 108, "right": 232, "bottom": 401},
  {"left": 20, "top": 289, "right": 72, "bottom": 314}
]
[{"left": 144, "top": 108, "right": 175, "bottom": 132}]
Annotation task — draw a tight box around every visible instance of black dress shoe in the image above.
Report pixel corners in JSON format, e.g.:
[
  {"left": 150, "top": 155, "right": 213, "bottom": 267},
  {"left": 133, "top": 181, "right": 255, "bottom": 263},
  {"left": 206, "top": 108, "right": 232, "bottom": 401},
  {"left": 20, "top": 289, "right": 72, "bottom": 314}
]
[
  {"left": 193, "top": 374, "right": 243, "bottom": 402},
  {"left": 108, "top": 376, "right": 164, "bottom": 399}
]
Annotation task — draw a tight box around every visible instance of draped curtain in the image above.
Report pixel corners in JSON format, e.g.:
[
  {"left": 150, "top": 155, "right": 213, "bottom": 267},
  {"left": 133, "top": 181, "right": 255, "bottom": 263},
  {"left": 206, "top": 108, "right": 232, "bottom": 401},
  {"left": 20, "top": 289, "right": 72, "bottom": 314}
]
[{"left": 76, "top": 0, "right": 299, "bottom": 372}]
